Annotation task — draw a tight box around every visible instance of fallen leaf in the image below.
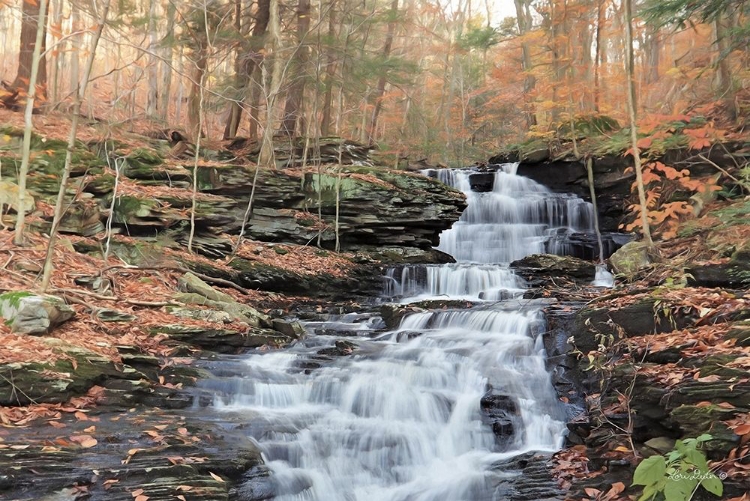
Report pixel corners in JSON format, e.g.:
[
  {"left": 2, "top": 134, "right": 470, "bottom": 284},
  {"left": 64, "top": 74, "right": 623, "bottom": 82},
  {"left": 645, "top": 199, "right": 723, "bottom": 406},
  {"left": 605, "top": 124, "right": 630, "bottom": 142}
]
[
  {"left": 209, "top": 471, "right": 224, "bottom": 482},
  {"left": 70, "top": 435, "right": 97, "bottom": 448}
]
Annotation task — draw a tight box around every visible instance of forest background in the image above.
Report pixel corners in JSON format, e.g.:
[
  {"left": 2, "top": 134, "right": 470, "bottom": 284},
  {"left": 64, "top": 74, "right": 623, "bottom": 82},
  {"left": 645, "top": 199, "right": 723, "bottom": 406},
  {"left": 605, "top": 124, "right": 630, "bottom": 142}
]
[{"left": 1, "top": 0, "right": 747, "bottom": 169}]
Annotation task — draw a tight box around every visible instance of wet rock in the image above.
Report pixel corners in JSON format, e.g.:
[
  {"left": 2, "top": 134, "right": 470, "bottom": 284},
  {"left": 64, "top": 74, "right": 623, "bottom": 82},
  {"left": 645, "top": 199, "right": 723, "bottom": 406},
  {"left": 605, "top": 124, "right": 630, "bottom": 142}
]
[
  {"left": 0, "top": 292, "right": 75, "bottom": 335},
  {"left": 0, "top": 409, "right": 263, "bottom": 501},
  {"left": 271, "top": 319, "right": 306, "bottom": 338},
  {"left": 380, "top": 303, "right": 425, "bottom": 329},
  {"left": 354, "top": 245, "right": 456, "bottom": 264},
  {"left": 151, "top": 324, "right": 295, "bottom": 353},
  {"left": 480, "top": 390, "right": 518, "bottom": 444},
  {"left": 237, "top": 465, "right": 276, "bottom": 500},
  {"left": 510, "top": 254, "right": 596, "bottom": 284},
  {"left": 317, "top": 340, "right": 357, "bottom": 357}
]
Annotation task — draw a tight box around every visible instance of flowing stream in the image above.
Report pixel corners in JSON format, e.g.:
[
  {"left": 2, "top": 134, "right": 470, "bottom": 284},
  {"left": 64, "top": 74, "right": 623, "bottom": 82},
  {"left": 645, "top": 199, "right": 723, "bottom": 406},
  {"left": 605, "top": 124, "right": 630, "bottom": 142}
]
[{"left": 204, "top": 164, "right": 605, "bottom": 500}]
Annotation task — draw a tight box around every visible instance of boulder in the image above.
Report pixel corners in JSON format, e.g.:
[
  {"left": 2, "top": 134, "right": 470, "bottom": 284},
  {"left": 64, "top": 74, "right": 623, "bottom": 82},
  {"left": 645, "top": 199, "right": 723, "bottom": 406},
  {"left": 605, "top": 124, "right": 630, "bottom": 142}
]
[
  {"left": 479, "top": 390, "right": 519, "bottom": 446},
  {"left": 380, "top": 303, "right": 426, "bottom": 329},
  {"left": 608, "top": 241, "right": 653, "bottom": 279},
  {"left": 177, "top": 273, "right": 269, "bottom": 327},
  {"left": 0, "top": 292, "right": 75, "bottom": 335}
]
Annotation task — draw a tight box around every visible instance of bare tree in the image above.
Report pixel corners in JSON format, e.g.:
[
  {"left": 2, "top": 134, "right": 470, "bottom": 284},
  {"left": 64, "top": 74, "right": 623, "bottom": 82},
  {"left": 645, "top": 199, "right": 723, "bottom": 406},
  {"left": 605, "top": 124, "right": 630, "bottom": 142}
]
[
  {"left": 624, "top": 0, "right": 653, "bottom": 248},
  {"left": 41, "top": 0, "right": 112, "bottom": 290},
  {"left": 13, "top": 0, "right": 49, "bottom": 246},
  {"left": 12, "top": 0, "right": 49, "bottom": 99}
]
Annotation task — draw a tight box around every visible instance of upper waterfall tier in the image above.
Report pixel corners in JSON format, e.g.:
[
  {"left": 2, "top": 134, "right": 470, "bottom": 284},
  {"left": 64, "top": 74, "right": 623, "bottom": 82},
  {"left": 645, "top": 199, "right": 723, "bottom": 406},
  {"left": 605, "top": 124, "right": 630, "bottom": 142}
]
[{"left": 424, "top": 165, "right": 600, "bottom": 264}]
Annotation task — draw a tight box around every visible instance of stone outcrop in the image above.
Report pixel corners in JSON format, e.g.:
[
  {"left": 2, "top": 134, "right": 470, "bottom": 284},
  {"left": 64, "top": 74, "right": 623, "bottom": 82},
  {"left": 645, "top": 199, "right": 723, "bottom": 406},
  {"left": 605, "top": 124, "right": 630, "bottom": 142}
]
[
  {"left": 488, "top": 140, "right": 747, "bottom": 234},
  {"left": 0, "top": 292, "right": 75, "bottom": 335},
  {"left": 1, "top": 128, "right": 466, "bottom": 263},
  {"left": 510, "top": 254, "right": 597, "bottom": 285}
]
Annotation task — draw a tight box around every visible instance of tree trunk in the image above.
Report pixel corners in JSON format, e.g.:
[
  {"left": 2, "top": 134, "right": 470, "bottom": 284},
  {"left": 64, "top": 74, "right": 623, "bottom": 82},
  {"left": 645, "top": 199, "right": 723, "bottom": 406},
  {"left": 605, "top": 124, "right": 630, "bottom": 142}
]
[
  {"left": 146, "top": 0, "right": 159, "bottom": 116},
  {"left": 223, "top": 0, "right": 245, "bottom": 139},
  {"left": 13, "top": 0, "right": 49, "bottom": 100},
  {"left": 366, "top": 0, "right": 399, "bottom": 144},
  {"left": 41, "top": 0, "right": 111, "bottom": 290},
  {"left": 514, "top": 0, "right": 537, "bottom": 127},
  {"left": 188, "top": 51, "right": 208, "bottom": 140},
  {"left": 70, "top": 3, "right": 80, "bottom": 97},
  {"left": 593, "top": 0, "right": 605, "bottom": 112},
  {"left": 223, "top": 0, "right": 271, "bottom": 139},
  {"left": 159, "top": 0, "right": 176, "bottom": 120},
  {"left": 320, "top": 0, "right": 338, "bottom": 137},
  {"left": 644, "top": 25, "right": 660, "bottom": 85},
  {"left": 280, "top": 0, "right": 311, "bottom": 137},
  {"left": 713, "top": 16, "right": 737, "bottom": 119},
  {"left": 50, "top": 0, "right": 64, "bottom": 104},
  {"left": 258, "top": 0, "right": 283, "bottom": 167},
  {"left": 624, "top": 0, "right": 653, "bottom": 248},
  {"left": 13, "top": 0, "right": 49, "bottom": 245}
]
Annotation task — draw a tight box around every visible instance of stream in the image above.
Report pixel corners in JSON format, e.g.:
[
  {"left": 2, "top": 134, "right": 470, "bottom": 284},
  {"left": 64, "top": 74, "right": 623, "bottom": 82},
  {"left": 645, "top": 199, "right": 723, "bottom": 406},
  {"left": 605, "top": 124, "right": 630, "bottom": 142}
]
[{"left": 199, "top": 163, "right": 609, "bottom": 500}]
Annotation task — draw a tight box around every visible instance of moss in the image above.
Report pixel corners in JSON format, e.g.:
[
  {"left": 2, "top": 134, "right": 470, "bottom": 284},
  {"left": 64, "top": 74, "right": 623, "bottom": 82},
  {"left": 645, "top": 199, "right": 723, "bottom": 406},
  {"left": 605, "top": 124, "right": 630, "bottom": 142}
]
[
  {"left": 557, "top": 114, "right": 620, "bottom": 138},
  {"left": 85, "top": 173, "right": 116, "bottom": 195},
  {"left": 112, "top": 195, "right": 158, "bottom": 221},
  {"left": 0, "top": 290, "right": 35, "bottom": 308}
]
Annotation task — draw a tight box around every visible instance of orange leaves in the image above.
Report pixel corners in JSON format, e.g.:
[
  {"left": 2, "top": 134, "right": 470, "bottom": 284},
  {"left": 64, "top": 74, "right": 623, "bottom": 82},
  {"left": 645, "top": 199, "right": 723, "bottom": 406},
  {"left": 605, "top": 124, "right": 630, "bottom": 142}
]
[
  {"left": 582, "top": 482, "right": 627, "bottom": 501},
  {"left": 131, "top": 488, "right": 149, "bottom": 501},
  {"left": 683, "top": 124, "right": 725, "bottom": 151},
  {"left": 622, "top": 157, "right": 722, "bottom": 239},
  {"left": 69, "top": 434, "right": 98, "bottom": 448}
]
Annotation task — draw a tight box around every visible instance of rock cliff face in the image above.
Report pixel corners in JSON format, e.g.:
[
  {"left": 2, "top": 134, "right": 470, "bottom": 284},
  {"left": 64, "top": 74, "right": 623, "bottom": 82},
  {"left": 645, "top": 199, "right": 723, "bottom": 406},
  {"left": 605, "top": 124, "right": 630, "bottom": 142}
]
[
  {"left": 0, "top": 129, "right": 465, "bottom": 258},
  {"left": 195, "top": 166, "right": 467, "bottom": 251},
  {"left": 488, "top": 141, "right": 746, "bottom": 233}
]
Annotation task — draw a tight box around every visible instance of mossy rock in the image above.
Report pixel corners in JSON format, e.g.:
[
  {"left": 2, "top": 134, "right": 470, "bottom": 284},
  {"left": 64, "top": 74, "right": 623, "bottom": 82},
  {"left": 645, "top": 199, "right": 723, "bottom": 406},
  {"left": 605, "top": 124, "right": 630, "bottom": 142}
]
[
  {"left": 609, "top": 241, "right": 653, "bottom": 280},
  {"left": 0, "top": 292, "right": 75, "bottom": 335},
  {"left": 151, "top": 324, "right": 295, "bottom": 352},
  {"left": 0, "top": 341, "right": 144, "bottom": 405},
  {"left": 85, "top": 173, "right": 116, "bottom": 195},
  {"left": 727, "top": 321, "right": 750, "bottom": 347},
  {"left": 558, "top": 115, "right": 620, "bottom": 138},
  {"left": 669, "top": 405, "right": 740, "bottom": 454}
]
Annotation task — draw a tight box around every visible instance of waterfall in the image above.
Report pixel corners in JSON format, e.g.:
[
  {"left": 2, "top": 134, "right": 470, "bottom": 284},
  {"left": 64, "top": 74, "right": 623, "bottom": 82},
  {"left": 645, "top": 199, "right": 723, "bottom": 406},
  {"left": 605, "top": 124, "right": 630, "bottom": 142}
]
[{"left": 208, "top": 163, "right": 592, "bottom": 500}]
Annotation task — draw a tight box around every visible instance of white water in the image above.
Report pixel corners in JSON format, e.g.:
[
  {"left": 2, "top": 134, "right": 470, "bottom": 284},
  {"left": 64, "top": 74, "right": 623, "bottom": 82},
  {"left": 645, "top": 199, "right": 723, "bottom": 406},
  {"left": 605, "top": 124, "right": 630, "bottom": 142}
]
[
  {"left": 213, "top": 164, "right": 599, "bottom": 500},
  {"left": 433, "top": 165, "right": 594, "bottom": 264}
]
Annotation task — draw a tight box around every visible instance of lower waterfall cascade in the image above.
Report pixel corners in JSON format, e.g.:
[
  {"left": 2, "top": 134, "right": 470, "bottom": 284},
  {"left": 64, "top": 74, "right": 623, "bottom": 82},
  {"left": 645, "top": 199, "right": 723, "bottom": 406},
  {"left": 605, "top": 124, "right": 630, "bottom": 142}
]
[{"left": 202, "top": 163, "right": 612, "bottom": 500}]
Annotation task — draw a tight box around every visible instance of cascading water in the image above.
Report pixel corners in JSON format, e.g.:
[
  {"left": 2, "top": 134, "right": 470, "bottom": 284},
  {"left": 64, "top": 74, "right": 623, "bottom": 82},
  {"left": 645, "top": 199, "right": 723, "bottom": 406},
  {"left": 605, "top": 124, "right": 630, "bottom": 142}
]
[{"left": 206, "top": 163, "right": 602, "bottom": 500}]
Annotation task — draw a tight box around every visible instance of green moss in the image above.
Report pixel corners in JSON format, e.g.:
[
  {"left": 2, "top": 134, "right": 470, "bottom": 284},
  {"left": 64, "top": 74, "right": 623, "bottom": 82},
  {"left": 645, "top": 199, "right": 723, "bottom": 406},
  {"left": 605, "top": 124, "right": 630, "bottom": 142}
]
[
  {"left": 86, "top": 173, "right": 116, "bottom": 194},
  {"left": 714, "top": 199, "right": 750, "bottom": 227},
  {"left": 0, "top": 291, "right": 34, "bottom": 308},
  {"left": 557, "top": 114, "right": 620, "bottom": 138},
  {"left": 112, "top": 195, "right": 158, "bottom": 221}
]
